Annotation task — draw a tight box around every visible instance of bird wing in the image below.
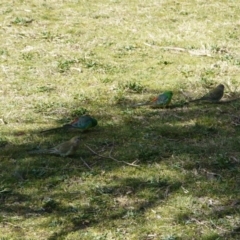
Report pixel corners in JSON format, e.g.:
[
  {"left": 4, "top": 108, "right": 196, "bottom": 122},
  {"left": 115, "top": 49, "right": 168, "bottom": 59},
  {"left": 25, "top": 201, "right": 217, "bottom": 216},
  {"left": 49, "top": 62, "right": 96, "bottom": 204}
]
[
  {"left": 53, "top": 141, "right": 74, "bottom": 156},
  {"left": 40, "top": 124, "right": 72, "bottom": 133},
  {"left": 40, "top": 126, "right": 64, "bottom": 133},
  {"left": 131, "top": 101, "right": 152, "bottom": 107},
  {"left": 48, "top": 146, "right": 61, "bottom": 155},
  {"left": 28, "top": 149, "right": 48, "bottom": 154},
  {"left": 71, "top": 116, "right": 92, "bottom": 130},
  {"left": 204, "top": 87, "right": 223, "bottom": 100},
  {"left": 191, "top": 87, "right": 223, "bottom": 102},
  {"left": 155, "top": 94, "right": 169, "bottom": 104},
  {"left": 190, "top": 92, "right": 215, "bottom": 102}
]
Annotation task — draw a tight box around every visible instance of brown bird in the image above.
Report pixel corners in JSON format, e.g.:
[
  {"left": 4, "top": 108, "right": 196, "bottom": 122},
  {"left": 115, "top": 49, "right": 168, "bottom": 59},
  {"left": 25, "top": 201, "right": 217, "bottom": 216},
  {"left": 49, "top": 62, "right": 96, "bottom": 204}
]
[
  {"left": 29, "top": 136, "right": 81, "bottom": 157},
  {"left": 190, "top": 84, "right": 224, "bottom": 102}
]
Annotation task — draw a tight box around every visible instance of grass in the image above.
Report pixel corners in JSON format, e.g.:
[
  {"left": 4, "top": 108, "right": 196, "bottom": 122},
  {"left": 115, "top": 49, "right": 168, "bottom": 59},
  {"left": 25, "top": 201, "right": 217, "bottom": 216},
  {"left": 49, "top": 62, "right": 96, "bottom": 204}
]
[{"left": 0, "top": 0, "right": 240, "bottom": 239}]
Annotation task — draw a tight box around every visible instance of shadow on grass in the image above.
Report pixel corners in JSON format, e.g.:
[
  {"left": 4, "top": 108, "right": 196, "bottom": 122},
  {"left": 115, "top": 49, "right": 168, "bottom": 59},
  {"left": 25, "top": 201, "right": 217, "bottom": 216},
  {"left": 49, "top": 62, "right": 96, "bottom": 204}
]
[
  {"left": 0, "top": 99, "right": 240, "bottom": 239},
  {"left": 41, "top": 177, "right": 182, "bottom": 239}
]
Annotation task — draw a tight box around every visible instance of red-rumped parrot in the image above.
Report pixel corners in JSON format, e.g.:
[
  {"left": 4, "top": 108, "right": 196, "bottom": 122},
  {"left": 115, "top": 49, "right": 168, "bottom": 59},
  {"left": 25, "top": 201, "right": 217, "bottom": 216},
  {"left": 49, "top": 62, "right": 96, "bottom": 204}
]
[
  {"left": 132, "top": 91, "right": 173, "bottom": 108},
  {"left": 151, "top": 91, "right": 173, "bottom": 107},
  {"left": 29, "top": 136, "right": 81, "bottom": 157},
  {"left": 190, "top": 84, "right": 224, "bottom": 102},
  {"left": 40, "top": 115, "right": 98, "bottom": 133}
]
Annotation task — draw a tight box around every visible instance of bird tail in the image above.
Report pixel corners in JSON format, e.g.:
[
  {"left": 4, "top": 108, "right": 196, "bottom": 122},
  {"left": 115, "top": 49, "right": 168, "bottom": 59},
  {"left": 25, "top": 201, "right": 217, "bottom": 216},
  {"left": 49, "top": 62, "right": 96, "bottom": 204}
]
[
  {"left": 40, "top": 124, "right": 73, "bottom": 133},
  {"left": 131, "top": 101, "right": 152, "bottom": 107},
  {"left": 28, "top": 149, "right": 48, "bottom": 154},
  {"left": 40, "top": 127, "right": 63, "bottom": 133},
  {"left": 189, "top": 98, "right": 202, "bottom": 102},
  {"left": 47, "top": 147, "right": 61, "bottom": 155}
]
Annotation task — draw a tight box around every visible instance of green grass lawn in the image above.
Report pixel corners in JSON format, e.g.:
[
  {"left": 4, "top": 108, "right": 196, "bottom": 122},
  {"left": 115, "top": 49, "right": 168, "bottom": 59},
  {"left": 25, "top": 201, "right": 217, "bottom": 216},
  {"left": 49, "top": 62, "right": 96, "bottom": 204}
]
[{"left": 1, "top": 0, "right": 240, "bottom": 239}]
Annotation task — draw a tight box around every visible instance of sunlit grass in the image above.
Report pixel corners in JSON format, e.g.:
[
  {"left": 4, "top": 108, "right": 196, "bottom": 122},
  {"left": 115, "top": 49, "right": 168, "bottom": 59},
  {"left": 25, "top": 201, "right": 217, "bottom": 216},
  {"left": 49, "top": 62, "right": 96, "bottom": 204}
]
[{"left": 0, "top": 0, "right": 240, "bottom": 239}]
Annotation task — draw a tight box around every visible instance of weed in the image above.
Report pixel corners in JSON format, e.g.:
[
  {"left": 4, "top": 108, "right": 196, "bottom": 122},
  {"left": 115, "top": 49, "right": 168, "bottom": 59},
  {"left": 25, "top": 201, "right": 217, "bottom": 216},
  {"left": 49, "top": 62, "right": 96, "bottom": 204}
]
[
  {"left": 57, "top": 59, "right": 76, "bottom": 73},
  {"left": 70, "top": 108, "right": 88, "bottom": 117},
  {"left": 119, "top": 81, "right": 146, "bottom": 93},
  {"left": 11, "top": 17, "right": 33, "bottom": 25}
]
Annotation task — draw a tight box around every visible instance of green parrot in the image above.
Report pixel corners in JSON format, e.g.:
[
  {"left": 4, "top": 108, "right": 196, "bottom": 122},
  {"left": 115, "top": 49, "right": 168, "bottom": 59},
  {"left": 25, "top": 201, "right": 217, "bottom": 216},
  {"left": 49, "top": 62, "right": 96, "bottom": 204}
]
[
  {"left": 190, "top": 84, "right": 224, "bottom": 102},
  {"left": 40, "top": 115, "right": 98, "bottom": 133},
  {"left": 131, "top": 91, "right": 173, "bottom": 108},
  {"left": 151, "top": 91, "right": 173, "bottom": 108}
]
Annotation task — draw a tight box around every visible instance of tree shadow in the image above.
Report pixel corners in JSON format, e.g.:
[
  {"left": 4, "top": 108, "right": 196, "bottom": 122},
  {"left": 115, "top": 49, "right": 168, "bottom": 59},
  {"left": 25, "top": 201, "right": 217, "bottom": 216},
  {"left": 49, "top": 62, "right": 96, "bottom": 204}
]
[
  {"left": 43, "top": 176, "right": 182, "bottom": 239},
  {"left": 0, "top": 97, "right": 240, "bottom": 238}
]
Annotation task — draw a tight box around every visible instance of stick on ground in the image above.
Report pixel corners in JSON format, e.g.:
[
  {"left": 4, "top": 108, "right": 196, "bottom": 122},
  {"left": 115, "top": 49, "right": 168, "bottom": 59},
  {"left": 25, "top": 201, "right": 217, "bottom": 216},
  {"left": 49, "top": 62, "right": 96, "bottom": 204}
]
[{"left": 84, "top": 144, "right": 140, "bottom": 167}]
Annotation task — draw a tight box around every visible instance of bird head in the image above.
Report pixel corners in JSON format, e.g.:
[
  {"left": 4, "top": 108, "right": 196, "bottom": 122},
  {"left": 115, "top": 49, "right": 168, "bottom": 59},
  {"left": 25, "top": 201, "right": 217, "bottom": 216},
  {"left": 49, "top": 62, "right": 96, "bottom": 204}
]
[
  {"left": 217, "top": 84, "right": 224, "bottom": 90},
  {"left": 166, "top": 91, "right": 173, "bottom": 97},
  {"left": 91, "top": 118, "right": 98, "bottom": 127},
  {"left": 71, "top": 136, "right": 81, "bottom": 144}
]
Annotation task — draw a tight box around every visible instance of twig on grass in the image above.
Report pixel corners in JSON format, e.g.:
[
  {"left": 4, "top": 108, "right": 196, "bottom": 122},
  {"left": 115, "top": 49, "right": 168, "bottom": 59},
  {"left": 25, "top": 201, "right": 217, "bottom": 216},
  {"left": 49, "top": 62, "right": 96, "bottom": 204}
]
[
  {"left": 84, "top": 144, "right": 140, "bottom": 167},
  {"left": 159, "top": 46, "right": 187, "bottom": 52},
  {"left": 158, "top": 46, "right": 212, "bottom": 57},
  {"left": 80, "top": 157, "right": 92, "bottom": 170},
  {"left": 144, "top": 44, "right": 212, "bottom": 57}
]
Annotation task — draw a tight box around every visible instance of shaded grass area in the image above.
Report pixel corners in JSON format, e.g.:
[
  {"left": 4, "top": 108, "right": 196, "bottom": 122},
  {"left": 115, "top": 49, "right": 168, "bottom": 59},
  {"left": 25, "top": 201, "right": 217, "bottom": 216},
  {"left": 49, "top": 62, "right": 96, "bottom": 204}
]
[
  {"left": 1, "top": 102, "right": 240, "bottom": 239},
  {"left": 1, "top": 0, "right": 240, "bottom": 239}
]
